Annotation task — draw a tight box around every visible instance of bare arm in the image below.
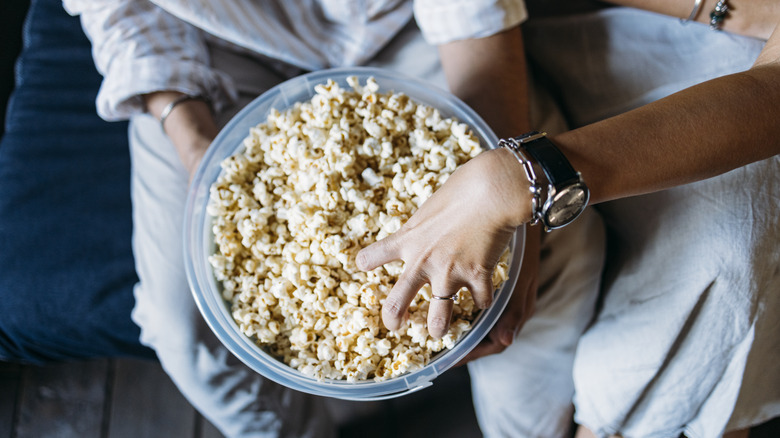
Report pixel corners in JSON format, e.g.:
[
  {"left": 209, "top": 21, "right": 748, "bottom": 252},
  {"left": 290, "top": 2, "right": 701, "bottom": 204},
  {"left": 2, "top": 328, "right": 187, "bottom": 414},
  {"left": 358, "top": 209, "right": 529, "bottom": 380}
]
[
  {"left": 144, "top": 91, "right": 218, "bottom": 179},
  {"left": 609, "top": 0, "right": 779, "bottom": 39},
  {"left": 440, "top": 26, "right": 543, "bottom": 358},
  {"left": 438, "top": 26, "right": 530, "bottom": 139},
  {"left": 66, "top": 0, "right": 228, "bottom": 178},
  {"left": 558, "top": 24, "right": 780, "bottom": 205},
  {"left": 360, "top": 18, "right": 780, "bottom": 345}
]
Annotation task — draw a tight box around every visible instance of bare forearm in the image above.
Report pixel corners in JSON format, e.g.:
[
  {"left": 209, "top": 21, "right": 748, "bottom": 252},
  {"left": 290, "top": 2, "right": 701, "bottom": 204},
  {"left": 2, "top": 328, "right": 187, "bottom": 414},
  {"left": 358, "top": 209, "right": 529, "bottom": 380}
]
[
  {"left": 144, "top": 91, "right": 218, "bottom": 177},
  {"left": 608, "top": 0, "right": 779, "bottom": 39},
  {"left": 438, "top": 26, "right": 530, "bottom": 137},
  {"left": 555, "top": 59, "right": 780, "bottom": 205}
]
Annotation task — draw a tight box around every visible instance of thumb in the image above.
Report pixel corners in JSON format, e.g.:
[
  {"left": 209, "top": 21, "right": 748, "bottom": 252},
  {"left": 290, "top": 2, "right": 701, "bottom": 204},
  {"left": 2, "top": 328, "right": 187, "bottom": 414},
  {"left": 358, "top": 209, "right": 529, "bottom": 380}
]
[
  {"left": 491, "top": 281, "right": 533, "bottom": 347},
  {"left": 493, "top": 304, "right": 525, "bottom": 347}
]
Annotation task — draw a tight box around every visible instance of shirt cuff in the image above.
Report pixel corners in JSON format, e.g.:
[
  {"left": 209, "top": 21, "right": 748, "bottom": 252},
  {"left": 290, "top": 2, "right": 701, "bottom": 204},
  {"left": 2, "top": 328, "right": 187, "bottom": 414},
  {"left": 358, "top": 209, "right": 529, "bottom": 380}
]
[
  {"left": 414, "top": 0, "right": 528, "bottom": 45},
  {"left": 96, "top": 56, "right": 238, "bottom": 121}
]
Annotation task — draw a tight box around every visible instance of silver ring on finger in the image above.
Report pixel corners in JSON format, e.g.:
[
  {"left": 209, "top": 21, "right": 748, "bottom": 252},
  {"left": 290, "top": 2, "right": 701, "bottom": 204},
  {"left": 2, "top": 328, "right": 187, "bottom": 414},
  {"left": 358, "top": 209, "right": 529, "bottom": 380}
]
[{"left": 431, "top": 294, "right": 457, "bottom": 302}]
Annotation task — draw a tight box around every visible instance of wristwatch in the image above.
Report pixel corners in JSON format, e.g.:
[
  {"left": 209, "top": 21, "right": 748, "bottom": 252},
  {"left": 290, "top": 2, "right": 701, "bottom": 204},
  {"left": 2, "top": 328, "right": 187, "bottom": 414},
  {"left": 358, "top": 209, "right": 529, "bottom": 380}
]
[{"left": 499, "top": 131, "right": 590, "bottom": 231}]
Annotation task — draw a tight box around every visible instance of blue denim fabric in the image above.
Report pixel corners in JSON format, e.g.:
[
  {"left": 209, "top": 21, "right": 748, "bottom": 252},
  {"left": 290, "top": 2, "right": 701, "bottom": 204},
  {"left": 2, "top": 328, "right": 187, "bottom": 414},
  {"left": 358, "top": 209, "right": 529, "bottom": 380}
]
[{"left": 0, "top": 0, "right": 153, "bottom": 362}]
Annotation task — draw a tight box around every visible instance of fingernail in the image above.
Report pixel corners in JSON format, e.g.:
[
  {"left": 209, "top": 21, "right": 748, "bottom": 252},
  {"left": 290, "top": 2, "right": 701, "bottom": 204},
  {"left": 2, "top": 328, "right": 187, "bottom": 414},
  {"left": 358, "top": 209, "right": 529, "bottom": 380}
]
[{"left": 355, "top": 251, "right": 367, "bottom": 270}]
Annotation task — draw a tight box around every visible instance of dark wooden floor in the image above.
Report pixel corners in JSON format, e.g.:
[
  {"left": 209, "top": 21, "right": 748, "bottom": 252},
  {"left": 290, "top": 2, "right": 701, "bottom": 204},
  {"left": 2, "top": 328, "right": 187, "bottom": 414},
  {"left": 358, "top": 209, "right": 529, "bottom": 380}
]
[
  {"left": 0, "top": 358, "right": 482, "bottom": 438},
  {"left": 5, "top": 358, "right": 778, "bottom": 438}
]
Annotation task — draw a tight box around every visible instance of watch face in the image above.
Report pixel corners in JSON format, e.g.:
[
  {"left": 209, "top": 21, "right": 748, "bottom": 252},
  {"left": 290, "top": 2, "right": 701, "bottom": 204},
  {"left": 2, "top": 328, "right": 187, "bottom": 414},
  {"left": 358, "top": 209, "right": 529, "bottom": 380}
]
[{"left": 544, "top": 184, "right": 589, "bottom": 229}]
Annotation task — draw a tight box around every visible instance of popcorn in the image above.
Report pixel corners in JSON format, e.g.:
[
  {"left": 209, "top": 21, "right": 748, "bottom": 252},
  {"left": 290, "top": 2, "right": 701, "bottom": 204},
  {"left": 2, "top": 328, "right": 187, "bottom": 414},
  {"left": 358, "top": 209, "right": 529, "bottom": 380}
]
[{"left": 208, "top": 77, "right": 510, "bottom": 381}]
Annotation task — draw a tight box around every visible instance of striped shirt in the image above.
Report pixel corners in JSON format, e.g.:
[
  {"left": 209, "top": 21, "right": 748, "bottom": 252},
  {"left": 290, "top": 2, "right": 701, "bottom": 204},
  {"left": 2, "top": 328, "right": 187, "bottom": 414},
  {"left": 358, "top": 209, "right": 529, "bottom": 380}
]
[{"left": 63, "top": 0, "right": 527, "bottom": 121}]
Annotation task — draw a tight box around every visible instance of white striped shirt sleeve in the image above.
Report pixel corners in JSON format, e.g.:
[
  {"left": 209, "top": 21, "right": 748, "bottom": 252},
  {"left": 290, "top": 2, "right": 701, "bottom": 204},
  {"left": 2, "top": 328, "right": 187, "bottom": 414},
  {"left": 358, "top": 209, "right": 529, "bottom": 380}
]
[
  {"left": 63, "top": 0, "right": 237, "bottom": 121},
  {"left": 413, "top": 0, "right": 528, "bottom": 45}
]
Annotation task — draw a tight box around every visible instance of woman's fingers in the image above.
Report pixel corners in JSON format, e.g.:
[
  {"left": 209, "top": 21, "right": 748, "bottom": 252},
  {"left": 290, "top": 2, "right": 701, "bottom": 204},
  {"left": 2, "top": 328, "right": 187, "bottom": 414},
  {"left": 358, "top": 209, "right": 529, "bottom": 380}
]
[
  {"left": 356, "top": 231, "right": 402, "bottom": 271},
  {"left": 427, "top": 294, "right": 456, "bottom": 339},
  {"left": 490, "top": 290, "right": 527, "bottom": 347},
  {"left": 382, "top": 269, "right": 428, "bottom": 331},
  {"left": 455, "top": 337, "right": 507, "bottom": 366},
  {"left": 468, "top": 272, "right": 495, "bottom": 309},
  {"left": 357, "top": 150, "right": 531, "bottom": 338}
]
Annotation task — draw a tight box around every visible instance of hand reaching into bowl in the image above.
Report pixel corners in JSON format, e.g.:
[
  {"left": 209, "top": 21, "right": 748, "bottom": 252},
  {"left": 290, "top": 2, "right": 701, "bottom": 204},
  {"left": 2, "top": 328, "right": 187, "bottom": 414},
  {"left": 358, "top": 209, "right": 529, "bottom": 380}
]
[{"left": 357, "top": 147, "right": 534, "bottom": 340}]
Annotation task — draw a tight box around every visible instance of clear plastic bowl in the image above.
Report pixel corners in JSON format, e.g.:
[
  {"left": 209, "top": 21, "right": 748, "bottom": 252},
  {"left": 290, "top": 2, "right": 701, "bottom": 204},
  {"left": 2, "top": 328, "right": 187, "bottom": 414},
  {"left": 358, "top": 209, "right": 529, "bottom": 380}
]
[{"left": 183, "top": 66, "right": 524, "bottom": 401}]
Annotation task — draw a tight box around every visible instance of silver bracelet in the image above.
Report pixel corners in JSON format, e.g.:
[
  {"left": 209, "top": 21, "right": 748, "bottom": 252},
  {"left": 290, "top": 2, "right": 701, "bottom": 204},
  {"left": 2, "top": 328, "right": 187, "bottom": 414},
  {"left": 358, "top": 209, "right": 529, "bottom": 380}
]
[
  {"left": 682, "top": 0, "right": 704, "bottom": 23},
  {"left": 158, "top": 94, "right": 208, "bottom": 132},
  {"left": 498, "top": 138, "right": 542, "bottom": 226},
  {"left": 709, "top": 0, "right": 729, "bottom": 30}
]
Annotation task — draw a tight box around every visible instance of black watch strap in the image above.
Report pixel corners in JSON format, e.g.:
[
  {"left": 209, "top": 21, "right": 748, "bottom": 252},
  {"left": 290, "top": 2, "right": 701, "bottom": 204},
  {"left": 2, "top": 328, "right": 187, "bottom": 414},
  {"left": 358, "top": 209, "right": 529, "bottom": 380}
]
[{"left": 514, "top": 132, "right": 579, "bottom": 188}]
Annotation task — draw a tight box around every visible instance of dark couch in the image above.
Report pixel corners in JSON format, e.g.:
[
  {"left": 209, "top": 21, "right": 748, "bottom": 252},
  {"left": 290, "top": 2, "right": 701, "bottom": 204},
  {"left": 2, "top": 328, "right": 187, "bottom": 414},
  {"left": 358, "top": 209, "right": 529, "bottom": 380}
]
[{"left": 0, "top": 0, "right": 154, "bottom": 362}]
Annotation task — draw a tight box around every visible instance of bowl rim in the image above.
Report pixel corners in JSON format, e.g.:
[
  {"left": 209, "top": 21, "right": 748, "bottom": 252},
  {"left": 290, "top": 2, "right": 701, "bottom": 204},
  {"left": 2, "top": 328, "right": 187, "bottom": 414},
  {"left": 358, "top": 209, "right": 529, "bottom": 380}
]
[{"left": 183, "top": 66, "right": 525, "bottom": 401}]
